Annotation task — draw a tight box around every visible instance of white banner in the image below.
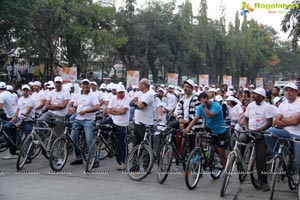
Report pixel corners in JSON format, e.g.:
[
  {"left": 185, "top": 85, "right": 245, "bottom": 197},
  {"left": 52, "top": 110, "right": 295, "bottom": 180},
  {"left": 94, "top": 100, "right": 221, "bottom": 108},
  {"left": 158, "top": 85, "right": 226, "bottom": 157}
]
[
  {"left": 239, "top": 77, "right": 247, "bottom": 88},
  {"left": 199, "top": 74, "right": 209, "bottom": 86},
  {"left": 223, "top": 75, "right": 232, "bottom": 86},
  {"left": 255, "top": 77, "right": 264, "bottom": 88},
  {"left": 167, "top": 73, "right": 178, "bottom": 85},
  {"left": 59, "top": 67, "right": 77, "bottom": 81},
  {"left": 126, "top": 70, "right": 139, "bottom": 89}
]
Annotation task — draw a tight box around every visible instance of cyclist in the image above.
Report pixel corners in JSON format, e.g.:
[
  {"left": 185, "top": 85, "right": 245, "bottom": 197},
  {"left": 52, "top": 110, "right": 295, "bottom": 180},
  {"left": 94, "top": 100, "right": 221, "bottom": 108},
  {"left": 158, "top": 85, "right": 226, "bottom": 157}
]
[
  {"left": 39, "top": 76, "right": 70, "bottom": 136},
  {"left": 130, "top": 78, "right": 154, "bottom": 147},
  {"left": 264, "top": 82, "right": 300, "bottom": 174},
  {"left": 69, "top": 79, "right": 100, "bottom": 167},
  {"left": 185, "top": 92, "right": 228, "bottom": 169},
  {"left": 244, "top": 87, "right": 273, "bottom": 191}
]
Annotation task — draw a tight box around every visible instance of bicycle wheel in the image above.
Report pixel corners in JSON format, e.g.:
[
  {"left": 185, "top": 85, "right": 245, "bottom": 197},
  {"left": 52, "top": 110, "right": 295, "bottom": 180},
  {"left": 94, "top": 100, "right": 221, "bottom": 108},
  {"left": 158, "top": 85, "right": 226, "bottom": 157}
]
[
  {"left": 287, "top": 154, "right": 298, "bottom": 190},
  {"left": 78, "top": 132, "right": 88, "bottom": 162},
  {"left": 86, "top": 139, "right": 100, "bottom": 173},
  {"left": 0, "top": 133, "right": 8, "bottom": 152},
  {"left": 220, "top": 153, "right": 236, "bottom": 197},
  {"left": 49, "top": 137, "right": 68, "bottom": 171},
  {"left": 185, "top": 149, "right": 202, "bottom": 190},
  {"left": 249, "top": 157, "right": 260, "bottom": 189},
  {"left": 270, "top": 157, "right": 282, "bottom": 200},
  {"left": 99, "top": 138, "right": 110, "bottom": 160},
  {"left": 229, "top": 131, "right": 236, "bottom": 151},
  {"left": 209, "top": 146, "right": 223, "bottom": 179},
  {"left": 16, "top": 134, "right": 34, "bottom": 170},
  {"left": 126, "top": 144, "right": 154, "bottom": 181},
  {"left": 157, "top": 144, "right": 173, "bottom": 184}
]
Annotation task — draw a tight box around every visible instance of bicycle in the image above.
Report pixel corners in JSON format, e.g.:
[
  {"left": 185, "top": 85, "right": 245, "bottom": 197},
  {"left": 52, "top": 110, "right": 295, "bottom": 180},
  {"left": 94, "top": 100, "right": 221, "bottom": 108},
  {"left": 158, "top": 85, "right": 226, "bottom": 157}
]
[
  {"left": 220, "top": 130, "right": 261, "bottom": 196},
  {"left": 86, "top": 123, "right": 118, "bottom": 172},
  {"left": 49, "top": 121, "right": 88, "bottom": 171},
  {"left": 126, "top": 123, "right": 165, "bottom": 181},
  {"left": 157, "top": 128, "right": 191, "bottom": 184},
  {"left": 264, "top": 132, "right": 300, "bottom": 200},
  {"left": 16, "top": 119, "right": 57, "bottom": 170},
  {"left": 185, "top": 130, "right": 223, "bottom": 190}
]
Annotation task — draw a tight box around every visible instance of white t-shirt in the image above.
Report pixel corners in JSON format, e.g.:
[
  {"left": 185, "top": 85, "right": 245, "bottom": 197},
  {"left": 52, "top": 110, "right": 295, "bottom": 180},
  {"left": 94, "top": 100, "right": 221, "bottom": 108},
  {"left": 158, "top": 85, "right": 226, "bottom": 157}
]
[
  {"left": 91, "top": 90, "right": 104, "bottom": 103},
  {"left": 155, "top": 97, "right": 167, "bottom": 124},
  {"left": 278, "top": 99, "right": 300, "bottom": 135},
  {"left": 31, "top": 90, "right": 46, "bottom": 114},
  {"left": 228, "top": 104, "right": 243, "bottom": 122},
  {"left": 244, "top": 101, "right": 273, "bottom": 130},
  {"left": 183, "top": 96, "right": 192, "bottom": 121},
  {"left": 74, "top": 92, "right": 99, "bottom": 121},
  {"left": 70, "top": 93, "right": 79, "bottom": 104},
  {"left": 134, "top": 90, "right": 154, "bottom": 125},
  {"left": 0, "top": 91, "right": 17, "bottom": 118},
  {"left": 108, "top": 95, "right": 130, "bottom": 126},
  {"left": 165, "top": 93, "right": 177, "bottom": 111},
  {"left": 18, "top": 96, "right": 35, "bottom": 120},
  {"left": 47, "top": 89, "right": 71, "bottom": 116}
]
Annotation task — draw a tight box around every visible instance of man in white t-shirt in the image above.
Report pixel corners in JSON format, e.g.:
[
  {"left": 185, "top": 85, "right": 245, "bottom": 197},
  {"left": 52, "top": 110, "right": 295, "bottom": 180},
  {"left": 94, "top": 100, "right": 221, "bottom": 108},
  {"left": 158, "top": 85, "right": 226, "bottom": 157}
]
[
  {"left": 31, "top": 81, "right": 46, "bottom": 115},
  {"left": 69, "top": 79, "right": 100, "bottom": 167},
  {"left": 165, "top": 85, "right": 178, "bottom": 117},
  {"left": 100, "top": 85, "right": 130, "bottom": 170},
  {"left": 131, "top": 78, "right": 154, "bottom": 147},
  {"left": 4, "top": 84, "right": 36, "bottom": 161},
  {"left": 244, "top": 87, "right": 273, "bottom": 191},
  {"left": 265, "top": 82, "right": 300, "bottom": 174},
  {"left": 39, "top": 76, "right": 70, "bottom": 135},
  {"left": 0, "top": 82, "right": 17, "bottom": 120}
]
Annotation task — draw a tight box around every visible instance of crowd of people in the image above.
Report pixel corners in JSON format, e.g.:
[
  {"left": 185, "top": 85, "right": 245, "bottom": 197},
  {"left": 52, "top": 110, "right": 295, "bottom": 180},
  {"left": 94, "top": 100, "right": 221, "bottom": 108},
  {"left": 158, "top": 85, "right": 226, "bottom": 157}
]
[{"left": 0, "top": 76, "right": 299, "bottom": 193}]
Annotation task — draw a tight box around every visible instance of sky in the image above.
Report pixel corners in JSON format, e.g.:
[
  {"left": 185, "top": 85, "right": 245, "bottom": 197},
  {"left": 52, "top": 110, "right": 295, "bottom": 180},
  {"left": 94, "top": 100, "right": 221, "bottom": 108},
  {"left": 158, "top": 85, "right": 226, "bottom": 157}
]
[{"left": 115, "top": 0, "right": 295, "bottom": 40}]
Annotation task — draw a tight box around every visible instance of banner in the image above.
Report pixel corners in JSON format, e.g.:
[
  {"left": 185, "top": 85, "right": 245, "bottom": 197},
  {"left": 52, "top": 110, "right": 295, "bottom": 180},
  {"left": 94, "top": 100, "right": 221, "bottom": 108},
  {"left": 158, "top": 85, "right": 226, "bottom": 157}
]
[
  {"left": 199, "top": 74, "right": 209, "bottom": 86},
  {"left": 239, "top": 77, "right": 247, "bottom": 88},
  {"left": 126, "top": 70, "right": 139, "bottom": 89},
  {"left": 255, "top": 77, "right": 264, "bottom": 88},
  {"left": 167, "top": 73, "right": 178, "bottom": 85},
  {"left": 59, "top": 67, "right": 77, "bottom": 81},
  {"left": 223, "top": 75, "right": 232, "bottom": 86}
]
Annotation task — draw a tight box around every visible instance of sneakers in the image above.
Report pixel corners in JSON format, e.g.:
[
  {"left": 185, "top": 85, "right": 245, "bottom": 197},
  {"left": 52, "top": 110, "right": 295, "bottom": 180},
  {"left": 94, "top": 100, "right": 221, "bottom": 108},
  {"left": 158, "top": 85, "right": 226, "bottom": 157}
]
[
  {"left": 116, "top": 163, "right": 126, "bottom": 171},
  {"left": 70, "top": 159, "right": 83, "bottom": 165},
  {"left": 3, "top": 153, "right": 17, "bottom": 160},
  {"left": 92, "top": 161, "right": 99, "bottom": 169},
  {"left": 56, "top": 159, "right": 64, "bottom": 166}
]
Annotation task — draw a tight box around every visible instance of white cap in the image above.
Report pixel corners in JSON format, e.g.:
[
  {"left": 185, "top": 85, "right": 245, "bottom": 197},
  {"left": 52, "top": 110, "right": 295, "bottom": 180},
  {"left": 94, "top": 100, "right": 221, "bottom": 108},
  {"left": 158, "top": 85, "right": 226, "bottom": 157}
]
[
  {"left": 158, "top": 87, "right": 164, "bottom": 93},
  {"left": 284, "top": 82, "right": 298, "bottom": 91},
  {"left": 226, "top": 91, "right": 234, "bottom": 96},
  {"left": 194, "top": 84, "right": 198, "bottom": 87},
  {"left": 6, "top": 85, "right": 13, "bottom": 91},
  {"left": 90, "top": 81, "right": 97, "bottom": 86},
  {"left": 100, "top": 83, "right": 106, "bottom": 89},
  {"left": 111, "top": 84, "right": 117, "bottom": 90},
  {"left": 225, "top": 96, "right": 237, "bottom": 102},
  {"left": 132, "top": 85, "right": 138, "bottom": 89},
  {"left": 116, "top": 85, "right": 126, "bottom": 92},
  {"left": 48, "top": 81, "right": 54, "bottom": 85},
  {"left": 215, "top": 95, "right": 223, "bottom": 102},
  {"left": 81, "top": 79, "right": 90, "bottom": 84},
  {"left": 118, "top": 82, "right": 123, "bottom": 85},
  {"left": 33, "top": 81, "right": 42, "bottom": 87},
  {"left": 48, "top": 83, "right": 55, "bottom": 89},
  {"left": 28, "top": 81, "right": 34, "bottom": 86},
  {"left": 0, "top": 82, "right": 6, "bottom": 89},
  {"left": 253, "top": 87, "right": 266, "bottom": 97},
  {"left": 22, "top": 84, "right": 31, "bottom": 90},
  {"left": 249, "top": 84, "right": 255, "bottom": 88},
  {"left": 243, "top": 88, "right": 249, "bottom": 91},
  {"left": 168, "top": 84, "right": 174, "bottom": 89},
  {"left": 54, "top": 76, "right": 63, "bottom": 83},
  {"left": 273, "top": 96, "right": 281, "bottom": 105},
  {"left": 184, "top": 79, "right": 195, "bottom": 88},
  {"left": 228, "top": 85, "right": 234, "bottom": 90},
  {"left": 208, "top": 88, "right": 217, "bottom": 93}
]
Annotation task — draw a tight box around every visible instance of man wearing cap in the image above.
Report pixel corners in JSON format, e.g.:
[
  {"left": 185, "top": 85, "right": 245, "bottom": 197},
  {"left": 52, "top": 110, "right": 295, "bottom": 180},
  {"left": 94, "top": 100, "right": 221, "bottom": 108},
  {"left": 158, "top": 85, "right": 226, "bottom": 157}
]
[
  {"left": 31, "top": 81, "right": 46, "bottom": 115},
  {"left": 39, "top": 76, "right": 70, "bottom": 135},
  {"left": 170, "top": 79, "right": 200, "bottom": 150},
  {"left": 164, "top": 85, "right": 178, "bottom": 119},
  {"left": 6, "top": 84, "right": 35, "bottom": 161},
  {"left": 265, "top": 82, "right": 300, "bottom": 177},
  {"left": 244, "top": 87, "right": 273, "bottom": 191},
  {"left": 131, "top": 78, "right": 154, "bottom": 147},
  {"left": 0, "top": 82, "right": 18, "bottom": 159},
  {"left": 6, "top": 85, "right": 18, "bottom": 105},
  {"left": 103, "top": 84, "right": 130, "bottom": 170},
  {"left": 69, "top": 79, "right": 100, "bottom": 167}
]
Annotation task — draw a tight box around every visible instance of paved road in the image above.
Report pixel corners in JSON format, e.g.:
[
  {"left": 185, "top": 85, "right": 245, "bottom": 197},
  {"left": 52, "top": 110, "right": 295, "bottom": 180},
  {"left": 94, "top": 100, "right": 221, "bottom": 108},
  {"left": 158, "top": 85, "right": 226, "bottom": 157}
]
[{"left": 0, "top": 151, "right": 298, "bottom": 200}]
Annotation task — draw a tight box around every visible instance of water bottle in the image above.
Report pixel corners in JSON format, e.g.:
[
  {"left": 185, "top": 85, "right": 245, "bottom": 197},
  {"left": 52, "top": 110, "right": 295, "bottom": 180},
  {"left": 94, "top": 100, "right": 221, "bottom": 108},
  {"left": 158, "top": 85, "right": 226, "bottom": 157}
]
[{"left": 193, "top": 154, "right": 200, "bottom": 163}]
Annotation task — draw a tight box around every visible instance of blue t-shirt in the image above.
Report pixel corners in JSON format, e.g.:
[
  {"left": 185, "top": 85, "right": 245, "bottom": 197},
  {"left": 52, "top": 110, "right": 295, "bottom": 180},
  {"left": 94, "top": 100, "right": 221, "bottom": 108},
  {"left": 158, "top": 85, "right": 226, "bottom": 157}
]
[{"left": 195, "top": 102, "right": 227, "bottom": 134}]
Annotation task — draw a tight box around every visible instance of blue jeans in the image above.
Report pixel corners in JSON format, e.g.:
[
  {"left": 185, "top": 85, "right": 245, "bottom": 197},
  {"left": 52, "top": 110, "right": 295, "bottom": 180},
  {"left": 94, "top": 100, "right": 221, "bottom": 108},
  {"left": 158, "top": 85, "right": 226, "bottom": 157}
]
[
  {"left": 70, "top": 119, "right": 94, "bottom": 160},
  {"left": 264, "top": 127, "right": 300, "bottom": 171}
]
